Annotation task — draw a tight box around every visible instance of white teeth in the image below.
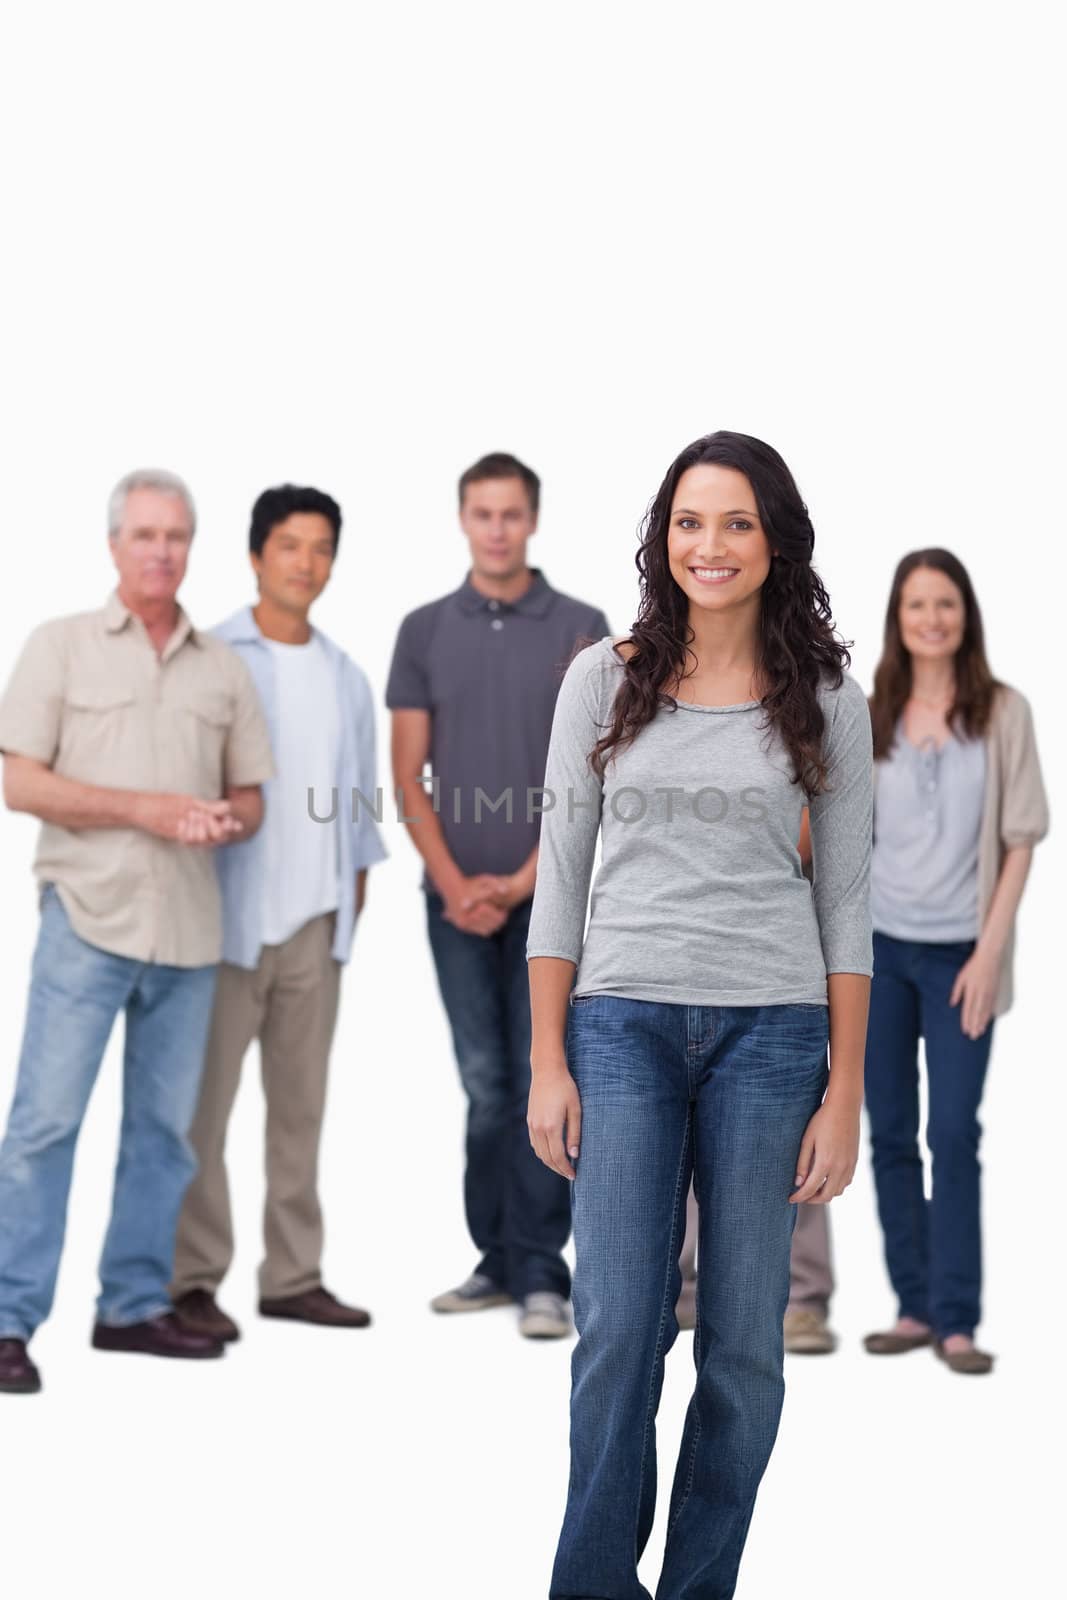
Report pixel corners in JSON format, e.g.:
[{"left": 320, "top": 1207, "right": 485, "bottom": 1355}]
[{"left": 692, "top": 567, "right": 737, "bottom": 579}]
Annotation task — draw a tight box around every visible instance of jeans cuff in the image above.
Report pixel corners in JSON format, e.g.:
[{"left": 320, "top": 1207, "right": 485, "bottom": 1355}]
[{"left": 95, "top": 1299, "right": 173, "bottom": 1329}]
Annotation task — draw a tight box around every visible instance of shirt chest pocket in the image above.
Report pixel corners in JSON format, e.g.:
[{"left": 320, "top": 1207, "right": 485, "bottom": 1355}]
[
  {"left": 59, "top": 687, "right": 141, "bottom": 783},
  {"left": 163, "top": 690, "right": 232, "bottom": 798}
]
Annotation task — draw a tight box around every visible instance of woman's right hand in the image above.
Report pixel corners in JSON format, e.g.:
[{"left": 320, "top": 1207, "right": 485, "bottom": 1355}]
[{"left": 528, "top": 1062, "right": 583, "bottom": 1181}]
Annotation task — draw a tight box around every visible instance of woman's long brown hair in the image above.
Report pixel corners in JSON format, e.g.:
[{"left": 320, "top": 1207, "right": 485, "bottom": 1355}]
[
  {"left": 870, "top": 548, "right": 1001, "bottom": 759},
  {"left": 589, "top": 431, "right": 852, "bottom": 800}
]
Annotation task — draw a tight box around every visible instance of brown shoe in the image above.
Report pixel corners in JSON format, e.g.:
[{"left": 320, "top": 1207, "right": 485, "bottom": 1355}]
[
  {"left": 785, "top": 1306, "right": 837, "bottom": 1355},
  {"left": 863, "top": 1328, "right": 934, "bottom": 1354},
  {"left": 258, "top": 1286, "right": 371, "bottom": 1328},
  {"left": 172, "top": 1289, "right": 241, "bottom": 1343},
  {"left": 91, "top": 1311, "right": 225, "bottom": 1359},
  {"left": 0, "top": 1338, "right": 42, "bottom": 1395},
  {"left": 934, "top": 1340, "right": 994, "bottom": 1375}
]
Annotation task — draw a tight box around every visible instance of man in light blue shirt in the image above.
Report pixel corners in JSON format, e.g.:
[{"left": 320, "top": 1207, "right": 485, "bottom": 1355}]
[{"left": 171, "top": 485, "right": 387, "bottom": 1341}]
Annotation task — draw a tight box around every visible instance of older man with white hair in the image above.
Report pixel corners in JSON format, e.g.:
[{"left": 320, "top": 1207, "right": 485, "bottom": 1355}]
[{"left": 0, "top": 470, "right": 274, "bottom": 1395}]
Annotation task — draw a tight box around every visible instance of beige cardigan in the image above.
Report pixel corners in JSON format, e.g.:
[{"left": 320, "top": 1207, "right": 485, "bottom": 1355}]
[{"left": 976, "top": 684, "right": 1050, "bottom": 1017}]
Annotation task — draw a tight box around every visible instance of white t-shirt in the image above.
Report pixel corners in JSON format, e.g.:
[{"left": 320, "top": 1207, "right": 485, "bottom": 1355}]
[{"left": 261, "top": 634, "right": 342, "bottom": 947}]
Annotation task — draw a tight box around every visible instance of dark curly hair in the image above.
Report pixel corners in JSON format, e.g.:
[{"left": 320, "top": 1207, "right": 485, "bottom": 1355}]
[
  {"left": 591, "top": 431, "right": 851, "bottom": 799},
  {"left": 870, "top": 548, "right": 1001, "bottom": 759}
]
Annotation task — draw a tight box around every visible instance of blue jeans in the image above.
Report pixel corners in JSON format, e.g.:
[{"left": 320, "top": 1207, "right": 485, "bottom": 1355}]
[
  {"left": 0, "top": 886, "right": 217, "bottom": 1340},
  {"left": 865, "top": 930, "right": 994, "bottom": 1340},
  {"left": 551, "top": 996, "right": 830, "bottom": 1600},
  {"left": 424, "top": 888, "right": 571, "bottom": 1299}
]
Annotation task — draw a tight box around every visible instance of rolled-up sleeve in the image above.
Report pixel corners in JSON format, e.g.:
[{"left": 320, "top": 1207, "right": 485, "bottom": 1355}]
[
  {"left": 348, "top": 662, "right": 389, "bottom": 872},
  {"left": 526, "top": 646, "right": 605, "bottom": 966},
  {"left": 1000, "top": 690, "right": 1050, "bottom": 849},
  {"left": 808, "top": 671, "right": 874, "bottom": 977},
  {"left": 0, "top": 623, "right": 66, "bottom": 763}
]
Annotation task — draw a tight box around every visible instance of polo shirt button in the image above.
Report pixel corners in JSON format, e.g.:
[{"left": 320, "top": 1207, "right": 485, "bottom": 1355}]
[
  {"left": 491, "top": 618, "right": 504, "bottom": 630},
  {"left": 488, "top": 599, "right": 500, "bottom": 610}
]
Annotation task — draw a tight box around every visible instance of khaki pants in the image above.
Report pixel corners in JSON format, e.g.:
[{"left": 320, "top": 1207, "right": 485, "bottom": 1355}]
[
  {"left": 171, "top": 913, "right": 341, "bottom": 1302},
  {"left": 678, "top": 1183, "right": 834, "bottom": 1314}
]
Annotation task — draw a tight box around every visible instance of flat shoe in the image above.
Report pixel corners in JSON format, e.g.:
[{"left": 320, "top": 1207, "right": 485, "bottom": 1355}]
[
  {"left": 934, "top": 1340, "right": 994, "bottom": 1375},
  {"left": 863, "top": 1328, "right": 933, "bottom": 1354}
]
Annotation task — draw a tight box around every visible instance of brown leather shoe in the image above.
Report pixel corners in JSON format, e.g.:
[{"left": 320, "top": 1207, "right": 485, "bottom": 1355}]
[
  {"left": 91, "top": 1311, "right": 225, "bottom": 1359},
  {"left": 863, "top": 1328, "right": 934, "bottom": 1354},
  {"left": 935, "top": 1340, "right": 994, "bottom": 1375},
  {"left": 0, "top": 1338, "right": 42, "bottom": 1394},
  {"left": 258, "top": 1286, "right": 371, "bottom": 1328},
  {"left": 172, "top": 1289, "right": 241, "bottom": 1343}
]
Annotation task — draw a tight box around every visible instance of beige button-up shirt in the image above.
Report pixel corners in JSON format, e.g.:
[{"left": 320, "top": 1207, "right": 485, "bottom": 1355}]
[{"left": 0, "top": 590, "right": 275, "bottom": 967}]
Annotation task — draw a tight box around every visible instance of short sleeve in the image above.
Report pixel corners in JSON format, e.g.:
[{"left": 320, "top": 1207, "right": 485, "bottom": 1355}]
[
  {"left": 223, "top": 651, "right": 275, "bottom": 787},
  {"left": 385, "top": 611, "right": 433, "bottom": 711},
  {"left": 999, "top": 690, "right": 1050, "bottom": 849},
  {"left": 807, "top": 672, "right": 874, "bottom": 977},
  {"left": 0, "top": 623, "right": 67, "bottom": 764}
]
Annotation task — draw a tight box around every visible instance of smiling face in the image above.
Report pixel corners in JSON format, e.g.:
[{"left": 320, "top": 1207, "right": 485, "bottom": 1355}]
[
  {"left": 252, "top": 511, "right": 336, "bottom": 615},
  {"left": 666, "top": 464, "right": 775, "bottom": 614},
  {"left": 898, "top": 564, "right": 966, "bottom": 663},
  {"left": 459, "top": 475, "right": 537, "bottom": 582},
  {"left": 109, "top": 487, "right": 194, "bottom": 608}
]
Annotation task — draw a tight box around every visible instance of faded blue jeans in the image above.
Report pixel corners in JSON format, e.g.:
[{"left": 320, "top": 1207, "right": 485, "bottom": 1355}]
[
  {"left": 0, "top": 886, "right": 217, "bottom": 1340},
  {"left": 551, "top": 995, "right": 830, "bottom": 1600}
]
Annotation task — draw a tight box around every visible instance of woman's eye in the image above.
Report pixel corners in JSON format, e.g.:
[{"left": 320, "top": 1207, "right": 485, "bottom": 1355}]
[{"left": 727, "top": 520, "right": 753, "bottom": 531}]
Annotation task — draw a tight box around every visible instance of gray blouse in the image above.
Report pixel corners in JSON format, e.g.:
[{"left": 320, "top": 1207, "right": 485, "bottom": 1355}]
[
  {"left": 526, "top": 636, "right": 873, "bottom": 1006},
  {"left": 870, "top": 714, "right": 987, "bottom": 942}
]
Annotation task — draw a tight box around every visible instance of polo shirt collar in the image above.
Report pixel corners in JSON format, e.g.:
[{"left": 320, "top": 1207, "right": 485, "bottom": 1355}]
[
  {"left": 104, "top": 587, "right": 203, "bottom": 649},
  {"left": 455, "top": 566, "right": 554, "bottom": 617}
]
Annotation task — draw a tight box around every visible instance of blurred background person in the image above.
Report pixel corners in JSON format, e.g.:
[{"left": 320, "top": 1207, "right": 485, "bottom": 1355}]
[
  {"left": 862, "top": 549, "right": 1049, "bottom": 1375},
  {"left": 171, "top": 484, "right": 387, "bottom": 1342},
  {"left": 387, "top": 452, "right": 609, "bottom": 1340},
  {"left": 0, "top": 470, "right": 273, "bottom": 1396}
]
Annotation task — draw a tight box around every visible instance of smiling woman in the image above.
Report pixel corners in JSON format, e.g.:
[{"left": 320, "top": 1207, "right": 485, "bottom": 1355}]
[{"left": 525, "top": 430, "right": 874, "bottom": 1600}]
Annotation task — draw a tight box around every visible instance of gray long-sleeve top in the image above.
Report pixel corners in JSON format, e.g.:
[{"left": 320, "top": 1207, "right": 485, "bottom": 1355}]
[{"left": 525, "top": 636, "right": 874, "bottom": 1006}]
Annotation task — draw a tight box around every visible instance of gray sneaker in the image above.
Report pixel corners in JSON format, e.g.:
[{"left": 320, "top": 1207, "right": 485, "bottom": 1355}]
[
  {"left": 430, "top": 1272, "right": 512, "bottom": 1314},
  {"left": 519, "top": 1291, "right": 572, "bottom": 1339}
]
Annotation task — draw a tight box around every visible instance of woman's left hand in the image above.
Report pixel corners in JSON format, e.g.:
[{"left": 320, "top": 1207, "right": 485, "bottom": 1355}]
[
  {"left": 790, "top": 1099, "right": 861, "bottom": 1204},
  {"left": 949, "top": 946, "right": 999, "bottom": 1039}
]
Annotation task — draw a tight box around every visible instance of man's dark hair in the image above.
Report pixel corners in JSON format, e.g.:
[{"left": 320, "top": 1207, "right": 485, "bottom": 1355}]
[
  {"left": 458, "top": 452, "right": 540, "bottom": 516},
  {"left": 249, "top": 484, "right": 342, "bottom": 557}
]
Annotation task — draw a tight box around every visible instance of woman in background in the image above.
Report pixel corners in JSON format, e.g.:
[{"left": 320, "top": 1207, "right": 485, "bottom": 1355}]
[{"left": 863, "top": 549, "right": 1048, "bottom": 1375}]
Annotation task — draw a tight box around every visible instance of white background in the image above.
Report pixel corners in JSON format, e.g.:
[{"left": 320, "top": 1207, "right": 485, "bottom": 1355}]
[{"left": 0, "top": 3, "right": 1063, "bottom": 1597}]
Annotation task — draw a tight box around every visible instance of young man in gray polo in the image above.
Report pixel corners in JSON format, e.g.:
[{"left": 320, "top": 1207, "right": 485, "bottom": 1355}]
[
  {"left": 171, "top": 485, "right": 387, "bottom": 1342},
  {"left": 0, "top": 470, "right": 274, "bottom": 1396},
  {"left": 387, "top": 452, "right": 609, "bottom": 1339}
]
